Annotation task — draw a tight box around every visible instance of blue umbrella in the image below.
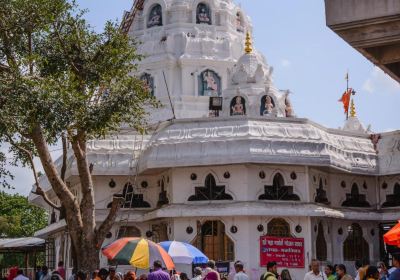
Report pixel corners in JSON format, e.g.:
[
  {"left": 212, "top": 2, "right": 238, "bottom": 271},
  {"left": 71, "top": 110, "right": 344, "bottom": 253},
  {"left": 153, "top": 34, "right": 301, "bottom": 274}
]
[{"left": 159, "top": 241, "right": 209, "bottom": 264}]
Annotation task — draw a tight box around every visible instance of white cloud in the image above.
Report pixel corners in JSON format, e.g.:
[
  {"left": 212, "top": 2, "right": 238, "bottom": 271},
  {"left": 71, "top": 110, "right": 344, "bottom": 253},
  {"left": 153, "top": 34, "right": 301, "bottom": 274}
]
[
  {"left": 362, "top": 67, "right": 400, "bottom": 94},
  {"left": 281, "top": 59, "right": 291, "bottom": 68}
]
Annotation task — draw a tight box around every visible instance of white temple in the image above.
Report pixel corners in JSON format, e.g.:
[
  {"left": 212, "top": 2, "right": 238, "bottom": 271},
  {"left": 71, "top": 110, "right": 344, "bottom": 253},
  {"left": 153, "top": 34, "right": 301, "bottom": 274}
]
[{"left": 29, "top": 1, "right": 400, "bottom": 279}]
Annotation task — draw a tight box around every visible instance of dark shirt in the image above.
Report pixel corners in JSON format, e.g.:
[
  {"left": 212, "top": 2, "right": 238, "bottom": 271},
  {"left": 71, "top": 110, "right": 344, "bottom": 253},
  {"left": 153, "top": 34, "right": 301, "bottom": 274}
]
[
  {"left": 389, "top": 268, "right": 400, "bottom": 280},
  {"left": 148, "top": 269, "right": 170, "bottom": 280}
]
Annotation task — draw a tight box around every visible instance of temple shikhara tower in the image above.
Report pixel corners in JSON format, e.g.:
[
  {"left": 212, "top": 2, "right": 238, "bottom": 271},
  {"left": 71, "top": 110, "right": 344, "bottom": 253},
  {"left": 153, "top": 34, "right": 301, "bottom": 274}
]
[{"left": 29, "top": 0, "right": 400, "bottom": 279}]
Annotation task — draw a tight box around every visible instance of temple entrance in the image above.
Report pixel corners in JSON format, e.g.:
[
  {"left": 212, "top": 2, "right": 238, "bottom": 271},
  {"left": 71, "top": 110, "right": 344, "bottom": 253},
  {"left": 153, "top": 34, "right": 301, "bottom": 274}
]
[{"left": 192, "top": 220, "right": 234, "bottom": 261}]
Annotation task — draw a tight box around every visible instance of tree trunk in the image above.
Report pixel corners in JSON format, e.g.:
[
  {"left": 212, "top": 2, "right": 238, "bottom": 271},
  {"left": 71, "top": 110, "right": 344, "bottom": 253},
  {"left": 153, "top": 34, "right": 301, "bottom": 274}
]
[{"left": 70, "top": 233, "right": 100, "bottom": 273}]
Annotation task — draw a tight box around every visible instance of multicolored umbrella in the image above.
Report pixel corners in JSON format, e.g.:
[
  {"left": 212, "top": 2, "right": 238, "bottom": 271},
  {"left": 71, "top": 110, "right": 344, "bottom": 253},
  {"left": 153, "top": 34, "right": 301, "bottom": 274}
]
[
  {"left": 159, "top": 241, "right": 208, "bottom": 264},
  {"left": 384, "top": 221, "right": 400, "bottom": 247},
  {"left": 102, "top": 238, "right": 175, "bottom": 270}
]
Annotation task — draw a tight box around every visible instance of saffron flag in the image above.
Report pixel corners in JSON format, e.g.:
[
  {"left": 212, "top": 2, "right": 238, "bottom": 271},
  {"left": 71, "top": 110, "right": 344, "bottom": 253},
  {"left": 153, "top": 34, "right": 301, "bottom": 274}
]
[{"left": 339, "top": 88, "right": 352, "bottom": 114}]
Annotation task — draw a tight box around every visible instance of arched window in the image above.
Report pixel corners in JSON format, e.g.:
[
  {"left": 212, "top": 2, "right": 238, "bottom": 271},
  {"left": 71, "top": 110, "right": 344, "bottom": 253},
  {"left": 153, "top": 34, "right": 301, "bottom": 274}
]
[
  {"left": 196, "top": 3, "right": 211, "bottom": 25},
  {"left": 342, "top": 183, "right": 370, "bottom": 207},
  {"left": 188, "top": 174, "right": 233, "bottom": 201},
  {"left": 315, "top": 178, "right": 329, "bottom": 204},
  {"left": 260, "top": 95, "right": 275, "bottom": 116},
  {"left": 343, "top": 223, "right": 369, "bottom": 262},
  {"left": 147, "top": 4, "right": 163, "bottom": 28},
  {"left": 259, "top": 173, "right": 300, "bottom": 201},
  {"left": 382, "top": 182, "right": 400, "bottom": 208},
  {"left": 117, "top": 226, "right": 141, "bottom": 238},
  {"left": 267, "top": 218, "right": 291, "bottom": 237},
  {"left": 316, "top": 222, "right": 327, "bottom": 261},
  {"left": 230, "top": 96, "right": 246, "bottom": 116},
  {"left": 157, "top": 177, "right": 169, "bottom": 207},
  {"left": 236, "top": 12, "right": 244, "bottom": 33},
  {"left": 192, "top": 220, "right": 234, "bottom": 261},
  {"left": 198, "top": 70, "right": 221, "bottom": 96},
  {"left": 121, "top": 182, "right": 151, "bottom": 208},
  {"left": 140, "top": 73, "right": 155, "bottom": 96}
]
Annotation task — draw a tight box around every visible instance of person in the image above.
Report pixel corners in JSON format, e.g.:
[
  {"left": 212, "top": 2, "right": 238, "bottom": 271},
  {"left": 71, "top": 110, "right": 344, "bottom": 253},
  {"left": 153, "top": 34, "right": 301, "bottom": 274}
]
[
  {"left": 376, "top": 262, "right": 388, "bottom": 280},
  {"left": 41, "top": 267, "right": 51, "bottom": 280},
  {"left": 191, "top": 268, "right": 202, "bottom": 280},
  {"left": 356, "top": 261, "right": 369, "bottom": 280},
  {"left": 76, "top": 271, "right": 87, "bottom": 280},
  {"left": 204, "top": 260, "right": 220, "bottom": 280},
  {"left": 107, "top": 268, "right": 121, "bottom": 280},
  {"left": 14, "top": 270, "right": 29, "bottom": 280},
  {"left": 98, "top": 269, "right": 109, "bottom": 280},
  {"left": 355, "top": 262, "right": 362, "bottom": 280},
  {"left": 9, "top": 267, "right": 18, "bottom": 280},
  {"left": 138, "top": 275, "right": 147, "bottom": 280},
  {"left": 388, "top": 254, "right": 400, "bottom": 280},
  {"left": 260, "top": 262, "right": 278, "bottom": 280},
  {"left": 233, "top": 261, "right": 249, "bottom": 280},
  {"left": 124, "top": 271, "right": 136, "bottom": 280},
  {"left": 325, "top": 265, "right": 336, "bottom": 280},
  {"left": 170, "top": 270, "right": 180, "bottom": 280},
  {"left": 304, "top": 260, "right": 326, "bottom": 280},
  {"left": 57, "top": 261, "right": 66, "bottom": 280},
  {"left": 36, "top": 266, "right": 43, "bottom": 280},
  {"left": 68, "top": 269, "right": 77, "bottom": 280},
  {"left": 280, "top": 269, "right": 292, "bottom": 280},
  {"left": 336, "top": 264, "right": 353, "bottom": 280},
  {"left": 50, "top": 272, "right": 63, "bottom": 280},
  {"left": 365, "top": 267, "right": 379, "bottom": 280},
  {"left": 148, "top": 260, "right": 170, "bottom": 280},
  {"left": 92, "top": 270, "right": 100, "bottom": 280},
  {"left": 179, "top": 274, "right": 188, "bottom": 280}
]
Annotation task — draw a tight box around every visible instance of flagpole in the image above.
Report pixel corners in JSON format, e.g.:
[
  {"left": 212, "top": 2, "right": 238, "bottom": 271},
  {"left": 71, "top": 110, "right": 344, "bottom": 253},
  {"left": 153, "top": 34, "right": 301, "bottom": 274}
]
[{"left": 345, "top": 71, "right": 349, "bottom": 120}]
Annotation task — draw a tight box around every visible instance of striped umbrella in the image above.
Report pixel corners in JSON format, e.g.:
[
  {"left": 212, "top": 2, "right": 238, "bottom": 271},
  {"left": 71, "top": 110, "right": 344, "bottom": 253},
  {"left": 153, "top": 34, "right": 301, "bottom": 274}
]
[
  {"left": 102, "top": 238, "right": 175, "bottom": 270},
  {"left": 159, "top": 241, "right": 209, "bottom": 264}
]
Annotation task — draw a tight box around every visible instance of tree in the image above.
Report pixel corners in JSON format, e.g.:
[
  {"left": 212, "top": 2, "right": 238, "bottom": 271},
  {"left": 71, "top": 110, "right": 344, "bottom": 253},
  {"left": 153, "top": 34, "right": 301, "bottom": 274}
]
[
  {"left": 0, "top": 192, "right": 47, "bottom": 237},
  {"left": 0, "top": 0, "right": 156, "bottom": 272}
]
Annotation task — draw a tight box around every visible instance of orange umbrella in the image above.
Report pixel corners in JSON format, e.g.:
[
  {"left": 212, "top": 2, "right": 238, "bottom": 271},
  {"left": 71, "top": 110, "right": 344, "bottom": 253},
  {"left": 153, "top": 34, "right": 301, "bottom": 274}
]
[{"left": 384, "top": 221, "right": 400, "bottom": 247}]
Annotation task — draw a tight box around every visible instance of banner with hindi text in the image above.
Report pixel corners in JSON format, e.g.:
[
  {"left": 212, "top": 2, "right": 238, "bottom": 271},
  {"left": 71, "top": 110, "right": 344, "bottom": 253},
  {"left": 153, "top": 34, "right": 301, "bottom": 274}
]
[{"left": 260, "top": 236, "right": 305, "bottom": 268}]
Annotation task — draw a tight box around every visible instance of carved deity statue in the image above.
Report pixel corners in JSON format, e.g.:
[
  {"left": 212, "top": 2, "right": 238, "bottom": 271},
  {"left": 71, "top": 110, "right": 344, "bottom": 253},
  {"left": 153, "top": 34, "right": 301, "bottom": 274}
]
[
  {"left": 148, "top": 5, "right": 162, "bottom": 28},
  {"left": 197, "top": 4, "right": 211, "bottom": 24},
  {"left": 285, "top": 98, "right": 293, "bottom": 117},
  {"left": 231, "top": 96, "right": 245, "bottom": 116},
  {"left": 263, "top": 95, "right": 274, "bottom": 116},
  {"left": 203, "top": 71, "right": 218, "bottom": 91}
]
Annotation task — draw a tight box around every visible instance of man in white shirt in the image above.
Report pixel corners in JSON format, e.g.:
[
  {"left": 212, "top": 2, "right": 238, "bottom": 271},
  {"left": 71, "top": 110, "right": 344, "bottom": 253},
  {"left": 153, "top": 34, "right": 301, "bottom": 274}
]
[
  {"left": 304, "top": 260, "right": 327, "bottom": 280},
  {"left": 233, "top": 261, "right": 249, "bottom": 280},
  {"left": 14, "top": 270, "right": 29, "bottom": 280}
]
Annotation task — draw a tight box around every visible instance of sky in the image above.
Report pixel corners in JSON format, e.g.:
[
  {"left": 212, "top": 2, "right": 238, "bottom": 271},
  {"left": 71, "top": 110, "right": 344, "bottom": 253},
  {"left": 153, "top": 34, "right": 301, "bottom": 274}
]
[{"left": 4, "top": 0, "right": 400, "bottom": 196}]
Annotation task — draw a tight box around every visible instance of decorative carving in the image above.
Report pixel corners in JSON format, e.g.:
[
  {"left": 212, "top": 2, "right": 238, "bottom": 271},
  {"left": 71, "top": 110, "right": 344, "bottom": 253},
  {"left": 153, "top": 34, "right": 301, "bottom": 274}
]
[
  {"left": 259, "top": 171, "right": 266, "bottom": 179},
  {"left": 341, "top": 183, "right": 371, "bottom": 207},
  {"left": 230, "top": 225, "right": 238, "bottom": 234},
  {"left": 108, "top": 179, "right": 116, "bottom": 188},
  {"left": 188, "top": 174, "right": 233, "bottom": 201},
  {"left": 186, "top": 226, "right": 193, "bottom": 234},
  {"left": 196, "top": 3, "right": 211, "bottom": 25},
  {"left": 140, "top": 73, "right": 155, "bottom": 96},
  {"left": 259, "top": 173, "right": 300, "bottom": 201},
  {"left": 285, "top": 97, "right": 294, "bottom": 117},
  {"left": 257, "top": 224, "right": 264, "bottom": 232},
  {"left": 230, "top": 96, "right": 246, "bottom": 116},
  {"left": 157, "top": 178, "right": 169, "bottom": 207},
  {"left": 382, "top": 183, "right": 400, "bottom": 208},
  {"left": 295, "top": 225, "right": 302, "bottom": 233},
  {"left": 236, "top": 12, "right": 244, "bottom": 33},
  {"left": 223, "top": 172, "right": 230, "bottom": 179},
  {"left": 290, "top": 172, "right": 297, "bottom": 180},
  {"left": 190, "top": 173, "right": 197, "bottom": 180},
  {"left": 315, "top": 178, "right": 329, "bottom": 205}
]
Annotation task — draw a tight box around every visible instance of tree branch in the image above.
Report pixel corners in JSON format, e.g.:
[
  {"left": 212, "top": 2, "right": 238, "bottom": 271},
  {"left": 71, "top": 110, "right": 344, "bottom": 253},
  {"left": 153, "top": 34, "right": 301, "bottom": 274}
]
[
  {"left": 96, "top": 195, "right": 124, "bottom": 244},
  {"left": 3, "top": 133, "right": 62, "bottom": 211},
  {"left": 60, "top": 133, "right": 67, "bottom": 182}
]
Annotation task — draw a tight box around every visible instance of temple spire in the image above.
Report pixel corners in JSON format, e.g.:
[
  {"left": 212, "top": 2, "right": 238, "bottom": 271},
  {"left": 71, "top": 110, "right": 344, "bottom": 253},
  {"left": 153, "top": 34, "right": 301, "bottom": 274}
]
[{"left": 245, "top": 31, "right": 253, "bottom": 54}]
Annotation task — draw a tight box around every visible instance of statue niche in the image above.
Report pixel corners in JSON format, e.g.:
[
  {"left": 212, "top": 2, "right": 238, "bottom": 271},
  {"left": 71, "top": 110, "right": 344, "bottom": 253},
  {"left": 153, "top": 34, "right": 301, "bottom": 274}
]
[
  {"left": 140, "top": 73, "right": 155, "bottom": 96},
  {"left": 196, "top": 3, "right": 212, "bottom": 25},
  {"left": 341, "top": 183, "right": 371, "bottom": 207},
  {"left": 147, "top": 4, "right": 163, "bottom": 28},
  {"left": 236, "top": 12, "right": 244, "bottom": 33},
  {"left": 260, "top": 95, "right": 275, "bottom": 116},
  {"left": 230, "top": 96, "right": 246, "bottom": 116},
  {"left": 198, "top": 70, "right": 221, "bottom": 96},
  {"left": 382, "top": 183, "right": 400, "bottom": 208}
]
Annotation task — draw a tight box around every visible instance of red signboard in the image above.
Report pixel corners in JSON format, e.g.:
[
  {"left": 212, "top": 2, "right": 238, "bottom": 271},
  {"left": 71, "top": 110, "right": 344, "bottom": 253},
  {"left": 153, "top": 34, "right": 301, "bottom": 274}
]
[{"left": 260, "top": 236, "right": 305, "bottom": 268}]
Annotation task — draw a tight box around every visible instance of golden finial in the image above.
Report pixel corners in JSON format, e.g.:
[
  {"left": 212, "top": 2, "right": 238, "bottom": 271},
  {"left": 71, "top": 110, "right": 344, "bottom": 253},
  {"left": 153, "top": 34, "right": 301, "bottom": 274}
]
[
  {"left": 350, "top": 99, "right": 356, "bottom": 117},
  {"left": 245, "top": 31, "right": 253, "bottom": 54}
]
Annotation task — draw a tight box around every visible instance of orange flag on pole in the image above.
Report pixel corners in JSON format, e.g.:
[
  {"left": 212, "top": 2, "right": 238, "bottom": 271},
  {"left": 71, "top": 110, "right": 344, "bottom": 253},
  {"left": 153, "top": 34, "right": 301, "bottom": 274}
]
[{"left": 338, "top": 88, "right": 352, "bottom": 115}]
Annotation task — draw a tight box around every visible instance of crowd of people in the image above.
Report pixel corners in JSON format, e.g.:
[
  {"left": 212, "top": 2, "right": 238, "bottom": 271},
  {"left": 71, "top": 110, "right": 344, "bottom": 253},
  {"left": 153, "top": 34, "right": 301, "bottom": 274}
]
[{"left": 2, "top": 255, "right": 400, "bottom": 280}]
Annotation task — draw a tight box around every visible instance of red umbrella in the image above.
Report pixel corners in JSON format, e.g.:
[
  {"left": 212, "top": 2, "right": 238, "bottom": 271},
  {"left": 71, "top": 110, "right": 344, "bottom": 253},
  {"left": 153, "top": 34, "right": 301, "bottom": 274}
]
[{"left": 384, "top": 221, "right": 400, "bottom": 247}]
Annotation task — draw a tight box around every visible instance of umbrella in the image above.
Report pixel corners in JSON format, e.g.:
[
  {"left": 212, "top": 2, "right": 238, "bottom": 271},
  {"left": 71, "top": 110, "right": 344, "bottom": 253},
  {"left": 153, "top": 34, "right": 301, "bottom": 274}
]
[
  {"left": 384, "top": 221, "right": 400, "bottom": 247},
  {"left": 159, "top": 241, "right": 209, "bottom": 264},
  {"left": 102, "top": 238, "right": 175, "bottom": 270}
]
